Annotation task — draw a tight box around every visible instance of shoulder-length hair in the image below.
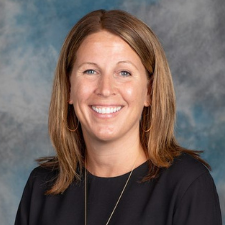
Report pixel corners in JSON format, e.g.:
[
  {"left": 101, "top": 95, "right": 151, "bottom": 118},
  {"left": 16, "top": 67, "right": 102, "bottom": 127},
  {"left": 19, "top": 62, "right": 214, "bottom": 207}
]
[{"left": 39, "top": 9, "right": 208, "bottom": 194}]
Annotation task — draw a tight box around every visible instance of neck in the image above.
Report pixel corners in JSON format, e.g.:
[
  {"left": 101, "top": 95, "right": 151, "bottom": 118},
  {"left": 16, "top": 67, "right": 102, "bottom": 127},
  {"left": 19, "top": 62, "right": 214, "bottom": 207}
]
[{"left": 84, "top": 133, "right": 147, "bottom": 177}]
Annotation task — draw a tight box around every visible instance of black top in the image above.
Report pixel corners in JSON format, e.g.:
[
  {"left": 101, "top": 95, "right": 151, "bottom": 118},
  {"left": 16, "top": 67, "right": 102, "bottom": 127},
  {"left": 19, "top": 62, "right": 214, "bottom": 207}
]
[{"left": 15, "top": 153, "right": 222, "bottom": 225}]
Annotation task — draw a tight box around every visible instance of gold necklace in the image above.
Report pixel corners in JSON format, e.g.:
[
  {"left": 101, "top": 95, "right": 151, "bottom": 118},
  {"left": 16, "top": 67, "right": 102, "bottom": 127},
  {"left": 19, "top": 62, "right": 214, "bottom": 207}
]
[{"left": 84, "top": 156, "right": 139, "bottom": 225}]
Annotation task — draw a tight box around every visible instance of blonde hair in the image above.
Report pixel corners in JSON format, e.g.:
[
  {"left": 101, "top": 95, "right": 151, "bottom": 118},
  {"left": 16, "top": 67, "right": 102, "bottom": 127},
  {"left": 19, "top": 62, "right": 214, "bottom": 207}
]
[{"left": 39, "top": 9, "right": 208, "bottom": 194}]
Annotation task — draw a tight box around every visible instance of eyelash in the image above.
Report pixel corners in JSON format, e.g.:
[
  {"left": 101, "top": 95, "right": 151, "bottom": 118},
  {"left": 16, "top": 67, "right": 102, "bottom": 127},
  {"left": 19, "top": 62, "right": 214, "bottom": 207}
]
[
  {"left": 119, "top": 71, "right": 131, "bottom": 77},
  {"left": 82, "top": 69, "right": 131, "bottom": 77},
  {"left": 83, "top": 69, "right": 97, "bottom": 75}
]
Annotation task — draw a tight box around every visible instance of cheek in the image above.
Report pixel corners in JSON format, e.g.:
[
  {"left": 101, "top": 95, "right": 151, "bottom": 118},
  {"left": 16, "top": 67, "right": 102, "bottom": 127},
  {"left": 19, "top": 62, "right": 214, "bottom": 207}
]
[
  {"left": 122, "top": 84, "right": 136, "bottom": 103},
  {"left": 123, "top": 82, "right": 147, "bottom": 103},
  {"left": 70, "top": 80, "right": 94, "bottom": 105}
]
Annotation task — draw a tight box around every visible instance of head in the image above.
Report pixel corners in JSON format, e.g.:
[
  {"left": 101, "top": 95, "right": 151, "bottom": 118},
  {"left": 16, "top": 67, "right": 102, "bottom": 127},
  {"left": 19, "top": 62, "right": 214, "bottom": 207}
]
[{"left": 48, "top": 9, "right": 177, "bottom": 193}]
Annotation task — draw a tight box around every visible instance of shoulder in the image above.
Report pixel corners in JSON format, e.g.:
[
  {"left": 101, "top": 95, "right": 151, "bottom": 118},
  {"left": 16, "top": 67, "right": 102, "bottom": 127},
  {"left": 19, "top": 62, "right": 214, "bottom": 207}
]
[
  {"left": 167, "top": 154, "right": 222, "bottom": 224},
  {"left": 25, "top": 166, "right": 58, "bottom": 192},
  {"left": 30, "top": 165, "right": 58, "bottom": 180},
  {"left": 158, "top": 153, "right": 212, "bottom": 193},
  {"left": 170, "top": 152, "right": 209, "bottom": 177},
  {"left": 156, "top": 153, "right": 220, "bottom": 210}
]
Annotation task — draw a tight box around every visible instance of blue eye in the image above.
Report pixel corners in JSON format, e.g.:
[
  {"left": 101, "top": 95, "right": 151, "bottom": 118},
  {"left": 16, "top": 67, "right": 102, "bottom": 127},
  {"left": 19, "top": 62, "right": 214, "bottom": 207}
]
[
  {"left": 120, "top": 71, "right": 131, "bottom": 77},
  {"left": 83, "top": 69, "right": 96, "bottom": 75}
]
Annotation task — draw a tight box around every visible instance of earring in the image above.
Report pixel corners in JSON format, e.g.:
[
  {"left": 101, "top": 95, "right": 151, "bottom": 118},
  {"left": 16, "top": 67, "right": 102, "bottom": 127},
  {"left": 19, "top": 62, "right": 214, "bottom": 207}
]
[
  {"left": 143, "top": 126, "right": 151, "bottom": 133},
  {"left": 140, "top": 119, "right": 151, "bottom": 133},
  {"left": 141, "top": 106, "right": 151, "bottom": 133},
  {"left": 67, "top": 120, "right": 79, "bottom": 132},
  {"left": 66, "top": 103, "right": 79, "bottom": 132}
]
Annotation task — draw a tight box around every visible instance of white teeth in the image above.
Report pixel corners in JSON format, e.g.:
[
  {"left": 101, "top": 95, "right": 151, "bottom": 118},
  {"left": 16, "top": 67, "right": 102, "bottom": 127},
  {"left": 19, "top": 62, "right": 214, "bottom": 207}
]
[{"left": 92, "top": 106, "right": 122, "bottom": 114}]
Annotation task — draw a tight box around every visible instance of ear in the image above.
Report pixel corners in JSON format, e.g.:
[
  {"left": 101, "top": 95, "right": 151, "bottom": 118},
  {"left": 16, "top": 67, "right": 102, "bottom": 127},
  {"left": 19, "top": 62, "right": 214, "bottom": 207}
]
[
  {"left": 144, "top": 83, "right": 151, "bottom": 107},
  {"left": 144, "top": 95, "right": 151, "bottom": 107},
  {"left": 68, "top": 99, "right": 73, "bottom": 104},
  {"left": 68, "top": 89, "right": 73, "bottom": 104}
]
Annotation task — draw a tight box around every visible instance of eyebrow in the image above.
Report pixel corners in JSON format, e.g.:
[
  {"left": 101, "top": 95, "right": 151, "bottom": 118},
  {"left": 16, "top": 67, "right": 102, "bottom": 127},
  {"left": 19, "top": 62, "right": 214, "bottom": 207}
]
[
  {"left": 117, "top": 61, "right": 139, "bottom": 70},
  {"left": 77, "top": 62, "right": 98, "bottom": 69},
  {"left": 76, "top": 61, "right": 139, "bottom": 70}
]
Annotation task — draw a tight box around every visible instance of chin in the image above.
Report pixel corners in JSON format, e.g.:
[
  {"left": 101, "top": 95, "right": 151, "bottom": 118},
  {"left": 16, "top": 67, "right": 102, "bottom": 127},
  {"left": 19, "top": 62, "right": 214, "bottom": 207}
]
[{"left": 94, "top": 133, "right": 116, "bottom": 142}]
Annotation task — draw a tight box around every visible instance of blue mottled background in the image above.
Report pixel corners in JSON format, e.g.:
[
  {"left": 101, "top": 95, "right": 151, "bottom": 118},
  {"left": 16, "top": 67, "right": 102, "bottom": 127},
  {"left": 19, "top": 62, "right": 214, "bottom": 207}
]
[{"left": 0, "top": 0, "right": 224, "bottom": 224}]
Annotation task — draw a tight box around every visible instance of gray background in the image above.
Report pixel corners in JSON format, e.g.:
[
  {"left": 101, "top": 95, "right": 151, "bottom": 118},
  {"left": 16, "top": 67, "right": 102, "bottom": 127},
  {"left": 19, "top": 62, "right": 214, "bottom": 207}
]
[{"left": 0, "top": 0, "right": 224, "bottom": 224}]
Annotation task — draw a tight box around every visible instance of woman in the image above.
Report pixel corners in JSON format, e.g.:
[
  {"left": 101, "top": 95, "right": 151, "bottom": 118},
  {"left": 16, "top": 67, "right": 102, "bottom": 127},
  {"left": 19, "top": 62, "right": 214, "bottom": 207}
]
[{"left": 15, "top": 9, "right": 222, "bottom": 225}]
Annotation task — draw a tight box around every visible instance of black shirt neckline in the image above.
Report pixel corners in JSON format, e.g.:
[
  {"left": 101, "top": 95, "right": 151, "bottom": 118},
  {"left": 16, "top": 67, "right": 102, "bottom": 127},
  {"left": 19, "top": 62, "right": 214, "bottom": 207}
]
[{"left": 85, "top": 160, "right": 149, "bottom": 181}]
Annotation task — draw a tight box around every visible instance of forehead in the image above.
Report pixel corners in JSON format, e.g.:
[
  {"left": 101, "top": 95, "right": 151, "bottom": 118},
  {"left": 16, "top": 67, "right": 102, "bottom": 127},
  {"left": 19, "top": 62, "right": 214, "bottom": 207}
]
[
  {"left": 75, "top": 31, "right": 142, "bottom": 63},
  {"left": 78, "top": 31, "right": 129, "bottom": 49}
]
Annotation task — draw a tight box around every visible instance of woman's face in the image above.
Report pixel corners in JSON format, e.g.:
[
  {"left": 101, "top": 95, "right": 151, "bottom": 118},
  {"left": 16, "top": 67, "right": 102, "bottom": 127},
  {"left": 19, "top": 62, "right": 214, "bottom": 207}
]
[{"left": 69, "top": 31, "right": 150, "bottom": 143}]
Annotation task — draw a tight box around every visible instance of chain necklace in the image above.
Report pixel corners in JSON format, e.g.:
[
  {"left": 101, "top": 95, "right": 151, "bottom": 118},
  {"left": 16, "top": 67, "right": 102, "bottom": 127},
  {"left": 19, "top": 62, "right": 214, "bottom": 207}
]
[{"left": 84, "top": 155, "right": 139, "bottom": 225}]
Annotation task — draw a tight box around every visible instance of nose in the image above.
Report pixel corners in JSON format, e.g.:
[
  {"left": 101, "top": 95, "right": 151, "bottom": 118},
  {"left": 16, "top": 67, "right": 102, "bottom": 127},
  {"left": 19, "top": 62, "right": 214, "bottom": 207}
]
[{"left": 95, "top": 74, "right": 115, "bottom": 97}]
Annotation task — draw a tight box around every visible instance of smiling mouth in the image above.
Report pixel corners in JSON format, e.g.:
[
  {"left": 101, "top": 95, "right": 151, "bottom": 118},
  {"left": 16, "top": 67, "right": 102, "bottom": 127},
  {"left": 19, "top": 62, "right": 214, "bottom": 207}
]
[{"left": 92, "top": 106, "right": 122, "bottom": 114}]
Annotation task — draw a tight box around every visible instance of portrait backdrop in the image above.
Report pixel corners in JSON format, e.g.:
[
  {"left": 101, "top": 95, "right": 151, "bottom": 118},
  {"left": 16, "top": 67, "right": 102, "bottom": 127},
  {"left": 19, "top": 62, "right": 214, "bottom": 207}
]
[{"left": 0, "top": 0, "right": 224, "bottom": 224}]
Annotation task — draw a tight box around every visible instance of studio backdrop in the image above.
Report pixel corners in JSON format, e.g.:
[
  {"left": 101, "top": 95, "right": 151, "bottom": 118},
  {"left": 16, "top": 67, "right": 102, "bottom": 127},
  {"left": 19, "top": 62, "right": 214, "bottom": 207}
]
[{"left": 0, "top": 0, "right": 224, "bottom": 224}]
